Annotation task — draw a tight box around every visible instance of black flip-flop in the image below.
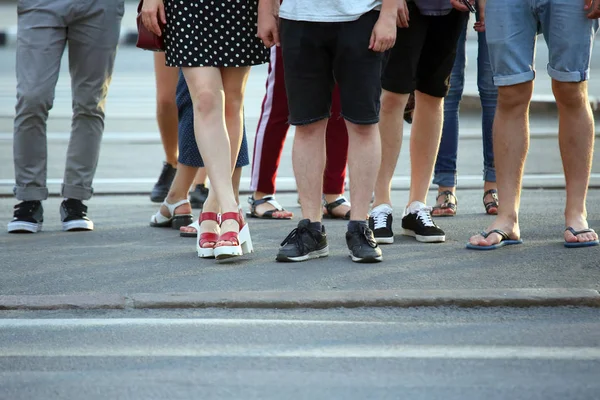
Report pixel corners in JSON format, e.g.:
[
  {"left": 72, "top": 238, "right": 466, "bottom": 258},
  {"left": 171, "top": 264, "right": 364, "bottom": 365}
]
[
  {"left": 564, "top": 227, "right": 599, "bottom": 248},
  {"left": 466, "top": 229, "right": 523, "bottom": 250},
  {"left": 247, "top": 196, "right": 292, "bottom": 219}
]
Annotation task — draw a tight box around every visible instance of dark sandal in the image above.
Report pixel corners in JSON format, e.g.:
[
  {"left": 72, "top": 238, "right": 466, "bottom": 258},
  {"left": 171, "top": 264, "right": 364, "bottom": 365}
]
[
  {"left": 323, "top": 196, "right": 351, "bottom": 220},
  {"left": 247, "top": 196, "right": 292, "bottom": 219},
  {"left": 564, "top": 227, "right": 599, "bottom": 248},
  {"left": 483, "top": 189, "right": 499, "bottom": 215},
  {"left": 432, "top": 191, "right": 457, "bottom": 217}
]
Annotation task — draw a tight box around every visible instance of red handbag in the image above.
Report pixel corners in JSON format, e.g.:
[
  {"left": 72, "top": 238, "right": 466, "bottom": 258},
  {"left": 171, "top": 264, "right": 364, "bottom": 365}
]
[{"left": 136, "top": 0, "right": 165, "bottom": 52}]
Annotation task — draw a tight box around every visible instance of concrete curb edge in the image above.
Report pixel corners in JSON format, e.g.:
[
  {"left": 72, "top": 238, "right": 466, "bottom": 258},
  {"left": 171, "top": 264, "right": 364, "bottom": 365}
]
[
  {"left": 1, "top": 27, "right": 598, "bottom": 112},
  {"left": 1, "top": 289, "right": 599, "bottom": 311}
]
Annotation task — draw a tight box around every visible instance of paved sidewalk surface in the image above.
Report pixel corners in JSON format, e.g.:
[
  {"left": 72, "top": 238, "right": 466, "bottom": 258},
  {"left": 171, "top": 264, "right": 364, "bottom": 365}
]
[{"left": 0, "top": 190, "right": 598, "bottom": 309}]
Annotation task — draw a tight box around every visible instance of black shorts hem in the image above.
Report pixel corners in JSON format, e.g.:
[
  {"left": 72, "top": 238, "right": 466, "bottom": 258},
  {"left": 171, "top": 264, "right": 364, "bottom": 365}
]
[
  {"left": 341, "top": 114, "right": 379, "bottom": 125},
  {"left": 289, "top": 114, "right": 331, "bottom": 127}
]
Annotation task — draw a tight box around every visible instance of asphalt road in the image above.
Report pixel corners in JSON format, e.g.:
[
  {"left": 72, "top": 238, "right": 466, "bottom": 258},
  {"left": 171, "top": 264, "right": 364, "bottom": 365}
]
[{"left": 1, "top": 307, "right": 598, "bottom": 400}]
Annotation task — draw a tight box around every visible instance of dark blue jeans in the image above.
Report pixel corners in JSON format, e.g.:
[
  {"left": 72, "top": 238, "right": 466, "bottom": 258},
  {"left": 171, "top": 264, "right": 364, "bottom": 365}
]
[{"left": 433, "top": 9, "right": 497, "bottom": 188}]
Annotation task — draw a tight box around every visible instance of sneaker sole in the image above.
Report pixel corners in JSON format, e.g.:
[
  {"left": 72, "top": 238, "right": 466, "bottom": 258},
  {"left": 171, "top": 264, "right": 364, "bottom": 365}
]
[
  {"left": 62, "top": 220, "right": 94, "bottom": 231},
  {"left": 276, "top": 246, "right": 329, "bottom": 262},
  {"left": 374, "top": 236, "right": 394, "bottom": 244},
  {"left": 8, "top": 221, "right": 42, "bottom": 233},
  {"left": 349, "top": 252, "right": 383, "bottom": 263},
  {"left": 402, "top": 229, "right": 445, "bottom": 243}
]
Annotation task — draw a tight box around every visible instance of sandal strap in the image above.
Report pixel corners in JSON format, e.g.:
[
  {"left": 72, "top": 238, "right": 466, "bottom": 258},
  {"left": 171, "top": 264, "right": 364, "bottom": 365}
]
[
  {"left": 436, "top": 190, "right": 457, "bottom": 205},
  {"left": 480, "top": 229, "right": 509, "bottom": 240},
  {"left": 217, "top": 231, "right": 239, "bottom": 246},
  {"left": 200, "top": 212, "right": 219, "bottom": 223},
  {"left": 248, "top": 195, "right": 284, "bottom": 211},
  {"left": 221, "top": 211, "right": 242, "bottom": 225},
  {"left": 565, "top": 227, "right": 596, "bottom": 236},
  {"left": 324, "top": 196, "right": 351, "bottom": 213},
  {"left": 483, "top": 189, "right": 499, "bottom": 210},
  {"left": 162, "top": 199, "right": 190, "bottom": 215},
  {"left": 199, "top": 232, "right": 219, "bottom": 246}
]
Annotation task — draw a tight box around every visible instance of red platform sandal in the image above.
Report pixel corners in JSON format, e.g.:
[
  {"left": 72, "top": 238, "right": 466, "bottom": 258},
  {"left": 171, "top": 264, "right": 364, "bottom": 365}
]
[
  {"left": 196, "top": 212, "right": 220, "bottom": 259},
  {"left": 213, "top": 210, "right": 254, "bottom": 260}
]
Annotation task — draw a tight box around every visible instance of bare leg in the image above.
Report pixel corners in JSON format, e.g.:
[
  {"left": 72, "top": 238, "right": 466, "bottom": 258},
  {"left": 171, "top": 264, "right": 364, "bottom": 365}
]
[
  {"left": 158, "top": 164, "right": 196, "bottom": 218},
  {"left": 553, "top": 80, "right": 599, "bottom": 244},
  {"left": 294, "top": 119, "right": 328, "bottom": 222},
  {"left": 232, "top": 166, "right": 242, "bottom": 205},
  {"left": 346, "top": 122, "right": 381, "bottom": 220},
  {"left": 469, "top": 82, "right": 533, "bottom": 246},
  {"left": 372, "top": 90, "right": 408, "bottom": 208},
  {"left": 154, "top": 52, "right": 179, "bottom": 167},
  {"left": 194, "top": 168, "right": 207, "bottom": 186},
  {"left": 182, "top": 67, "right": 247, "bottom": 246},
  {"left": 407, "top": 91, "right": 444, "bottom": 205}
]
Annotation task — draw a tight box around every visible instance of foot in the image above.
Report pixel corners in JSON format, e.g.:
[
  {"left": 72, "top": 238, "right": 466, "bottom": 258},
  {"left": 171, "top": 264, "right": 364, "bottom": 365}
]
[
  {"left": 198, "top": 212, "right": 220, "bottom": 249},
  {"left": 215, "top": 210, "right": 241, "bottom": 248},
  {"left": 60, "top": 199, "right": 93, "bottom": 231},
  {"left": 276, "top": 219, "right": 329, "bottom": 262},
  {"left": 346, "top": 222, "right": 382, "bottom": 263},
  {"left": 483, "top": 188, "right": 499, "bottom": 215},
  {"left": 401, "top": 201, "right": 445, "bottom": 243},
  {"left": 150, "top": 162, "right": 176, "bottom": 203},
  {"left": 432, "top": 190, "right": 457, "bottom": 217},
  {"left": 159, "top": 198, "right": 192, "bottom": 220},
  {"left": 249, "top": 194, "right": 293, "bottom": 219},
  {"left": 323, "top": 195, "right": 351, "bottom": 219},
  {"left": 564, "top": 215, "right": 599, "bottom": 246},
  {"left": 7, "top": 200, "right": 44, "bottom": 233},
  {"left": 189, "top": 184, "right": 209, "bottom": 209},
  {"left": 368, "top": 204, "right": 394, "bottom": 244},
  {"left": 468, "top": 217, "right": 520, "bottom": 247}
]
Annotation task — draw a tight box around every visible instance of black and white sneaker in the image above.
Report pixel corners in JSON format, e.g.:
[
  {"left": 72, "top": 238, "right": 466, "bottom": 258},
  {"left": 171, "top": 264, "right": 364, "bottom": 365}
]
[
  {"left": 7, "top": 201, "right": 44, "bottom": 233},
  {"left": 368, "top": 204, "right": 394, "bottom": 244},
  {"left": 150, "top": 162, "right": 177, "bottom": 203},
  {"left": 346, "top": 223, "right": 382, "bottom": 263},
  {"left": 60, "top": 199, "right": 94, "bottom": 231},
  {"left": 276, "top": 219, "right": 329, "bottom": 262},
  {"left": 401, "top": 201, "right": 445, "bottom": 243}
]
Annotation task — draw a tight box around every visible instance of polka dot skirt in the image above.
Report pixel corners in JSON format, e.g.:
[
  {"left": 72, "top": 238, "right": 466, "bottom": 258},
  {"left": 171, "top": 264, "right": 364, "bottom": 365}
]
[{"left": 164, "top": 0, "right": 269, "bottom": 67}]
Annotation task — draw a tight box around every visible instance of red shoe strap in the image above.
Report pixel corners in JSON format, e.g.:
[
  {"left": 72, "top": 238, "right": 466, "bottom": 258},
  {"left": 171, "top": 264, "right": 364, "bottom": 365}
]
[
  {"left": 199, "top": 232, "right": 219, "bottom": 246},
  {"left": 200, "top": 212, "right": 219, "bottom": 223},
  {"left": 220, "top": 211, "right": 241, "bottom": 225},
  {"left": 217, "top": 231, "right": 239, "bottom": 246}
]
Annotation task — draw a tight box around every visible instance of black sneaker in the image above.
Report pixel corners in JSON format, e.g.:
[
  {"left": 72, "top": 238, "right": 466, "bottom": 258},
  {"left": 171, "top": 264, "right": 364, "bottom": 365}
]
[
  {"left": 401, "top": 201, "right": 445, "bottom": 243},
  {"left": 276, "top": 219, "right": 329, "bottom": 262},
  {"left": 346, "top": 223, "right": 382, "bottom": 263},
  {"left": 60, "top": 199, "right": 94, "bottom": 231},
  {"left": 150, "top": 162, "right": 177, "bottom": 203},
  {"left": 189, "top": 184, "right": 209, "bottom": 209},
  {"left": 368, "top": 204, "right": 394, "bottom": 244},
  {"left": 7, "top": 201, "right": 43, "bottom": 233}
]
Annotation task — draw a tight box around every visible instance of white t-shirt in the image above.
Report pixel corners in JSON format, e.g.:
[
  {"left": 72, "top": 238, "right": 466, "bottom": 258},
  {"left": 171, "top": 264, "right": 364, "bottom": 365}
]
[{"left": 279, "top": 0, "right": 382, "bottom": 22}]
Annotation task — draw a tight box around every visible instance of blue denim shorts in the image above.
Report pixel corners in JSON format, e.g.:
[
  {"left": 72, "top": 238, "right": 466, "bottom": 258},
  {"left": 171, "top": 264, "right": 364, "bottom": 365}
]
[{"left": 485, "top": 0, "right": 599, "bottom": 86}]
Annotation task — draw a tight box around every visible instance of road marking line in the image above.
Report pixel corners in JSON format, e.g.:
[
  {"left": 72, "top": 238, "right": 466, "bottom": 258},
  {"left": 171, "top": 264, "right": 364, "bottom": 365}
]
[{"left": 1, "top": 345, "right": 599, "bottom": 360}]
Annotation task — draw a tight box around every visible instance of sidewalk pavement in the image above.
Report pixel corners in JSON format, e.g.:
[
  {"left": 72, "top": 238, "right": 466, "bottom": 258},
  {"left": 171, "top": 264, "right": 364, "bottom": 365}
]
[
  {"left": 1, "top": 2, "right": 600, "bottom": 112},
  {"left": 0, "top": 190, "right": 599, "bottom": 310}
]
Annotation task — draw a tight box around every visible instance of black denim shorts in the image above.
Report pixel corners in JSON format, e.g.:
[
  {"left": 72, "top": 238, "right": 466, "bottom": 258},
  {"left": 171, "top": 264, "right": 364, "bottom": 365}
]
[
  {"left": 280, "top": 11, "right": 385, "bottom": 126},
  {"left": 382, "top": 3, "right": 467, "bottom": 98}
]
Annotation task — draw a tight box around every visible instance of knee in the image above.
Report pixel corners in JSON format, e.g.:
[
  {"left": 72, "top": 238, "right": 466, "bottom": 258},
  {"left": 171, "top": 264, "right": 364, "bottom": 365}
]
[
  {"left": 156, "top": 92, "right": 177, "bottom": 115},
  {"left": 346, "top": 121, "right": 377, "bottom": 137},
  {"left": 552, "top": 81, "right": 588, "bottom": 110},
  {"left": 16, "top": 89, "right": 53, "bottom": 116},
  {"left": 224, "top": 94, "right": 243, "bottom": 121},
  {"left": 380, "top": 90, "right": 409, "bottom": 115},
  {"left": 192, "top": 89, "right": 223, "bottom": 117},
  {"left": 497, "top": 83, "right": 532, "bottom": 111}
]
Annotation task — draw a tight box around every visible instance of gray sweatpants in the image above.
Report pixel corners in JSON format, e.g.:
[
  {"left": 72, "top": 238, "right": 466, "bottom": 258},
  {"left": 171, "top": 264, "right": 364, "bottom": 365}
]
[{"left": 13, "top": 0, "right": 124, "bottom": 201}]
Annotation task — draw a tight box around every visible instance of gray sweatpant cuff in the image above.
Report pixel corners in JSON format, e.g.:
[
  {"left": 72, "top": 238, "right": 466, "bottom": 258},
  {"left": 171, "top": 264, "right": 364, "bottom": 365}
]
[
  {"left": 61, "top": 183, "right": 93, "bottom": 200},
  {"left": 14, "top": 185, "right": 49, "bottom": 201}
]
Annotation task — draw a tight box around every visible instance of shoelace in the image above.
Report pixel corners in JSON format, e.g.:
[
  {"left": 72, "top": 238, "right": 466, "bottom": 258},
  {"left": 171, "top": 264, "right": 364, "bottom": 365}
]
[
  {"left": 416, "top": 207, "right": 435, "bottom": 227},
  {"left": 281, "top": 226, "right": 320, "bottom": 252},
  {"left": 372, "top": 210, "right": 390, "bottom": 230},
  {"left": 14, "top": 201, "right": 39, "bottom": 218},
  {"left": 356, "top": 224, "right": 377, "bottom": 248}
]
